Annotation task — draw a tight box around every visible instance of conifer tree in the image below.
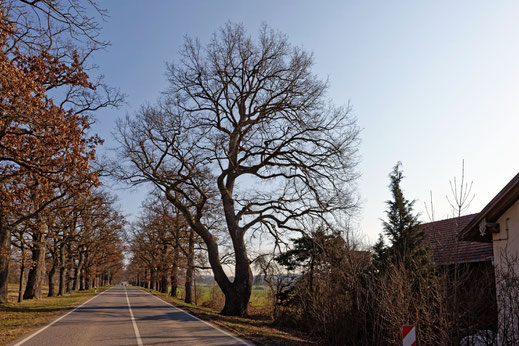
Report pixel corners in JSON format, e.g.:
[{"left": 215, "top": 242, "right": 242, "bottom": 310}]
[
  {"left": 372, "top": 233, "right": 388, "bottom": 270},
  {"left": 382, "top": 162, "right": 423, "bottom": 264}
]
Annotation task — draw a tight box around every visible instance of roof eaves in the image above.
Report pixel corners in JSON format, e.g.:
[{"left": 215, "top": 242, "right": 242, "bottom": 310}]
[{"left": 461, "top": 172, "right": 519, "bottom": 242}]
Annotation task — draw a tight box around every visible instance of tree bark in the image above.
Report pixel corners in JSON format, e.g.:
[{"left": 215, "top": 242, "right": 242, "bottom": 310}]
[
  {"left": 170, "top": 273, "right": 178, "bottom": 297},
  {"left": 170, "top": 251, "right": 179, "bottom": 297},
  {"left": 160, "top": 274, "right": 168, "bottom": 293},
  {"left": 48, "top": 263, "right": 57, "bottom": 297},
  {"left": 159, "top": 244, "right": 168, "bottom": 293},
  {"left": 66, "top": 273, "right": 71, "bottom": 293},
  {"left": 17, "top": 245, "right": 25, "bottom": 303},
  {"left": 48, "top": 243, "right": 58, "bottom": 297},
  {"left": 199, "top": 220, "right": 252, "bottom": 316},
  {"left": 170, "top": 228, "right": 180, "bottom": 297},
  {"left": 84, "top": 267, "right": 90, "bottom": 290},
  {"left": 221, "top": 241, "right": 252, "bottom": 316},
  {"left": 0, "top": 208, "right": 10, "bottom": 303},
  {"left": 73, "top": 251, "right": 84, "bottom": 291},
  {"left": 150, "top": 269, "right": 156, "bottom": 290},
  {"left": 65, "top": 245, "right": 72, "bottom": 293},
  {"left": 79, "top": 268, "right": 85, "bottom": 290},
  {"left": 184, "top": 228, "right": 195, "bottom": 304},
  {"left": 23, "top": 217, "right": 47, "bottom": 300},
  {"left": 58, "top": 245, "right": 67, "bottom": 296}
]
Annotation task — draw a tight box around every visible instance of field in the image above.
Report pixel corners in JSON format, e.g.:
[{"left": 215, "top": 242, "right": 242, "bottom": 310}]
[
  {"left": 0, "top": 284, "right": 107, "bottom": 346},
  {"left": 172, "top": 283, "right": 271, "bottom": 315}
]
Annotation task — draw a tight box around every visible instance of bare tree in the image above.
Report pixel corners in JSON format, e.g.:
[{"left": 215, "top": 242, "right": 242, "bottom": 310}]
[
  {"left": 447, "top": 159, "right": 475, "bottom": 219},
  {"left": 116, "top": 22, "right": 360, "bottom": 316}
]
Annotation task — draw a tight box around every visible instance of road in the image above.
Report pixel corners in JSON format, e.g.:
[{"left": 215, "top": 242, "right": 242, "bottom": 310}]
[{"left": 10, "top": 285, "right": 250, "bottom": 346}]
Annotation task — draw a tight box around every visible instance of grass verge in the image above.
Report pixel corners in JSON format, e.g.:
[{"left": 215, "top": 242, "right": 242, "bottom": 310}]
[
  {"left": 141, "top": 287, "right": 318, "bottom": 346},
  {"left": 0, "top": 286, "right": 108, "bottom": 346}
]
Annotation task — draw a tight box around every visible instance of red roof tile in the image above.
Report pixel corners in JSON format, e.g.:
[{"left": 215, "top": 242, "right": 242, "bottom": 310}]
[{"left": 421, "top": 214, "right": 493, "bottom": 265}]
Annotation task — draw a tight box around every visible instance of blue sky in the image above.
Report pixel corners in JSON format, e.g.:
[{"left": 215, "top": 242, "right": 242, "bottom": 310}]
[{"left": 91, "top": 1, "right": 519, "bottom": 243}]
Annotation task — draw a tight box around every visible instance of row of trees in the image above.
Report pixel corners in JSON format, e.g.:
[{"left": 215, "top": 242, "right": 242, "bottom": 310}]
[
  {"left": 0, "top": 0, "right": 123, "bottom": 303},
  {"left": 125, "top": 192, "right": 206, "bottom": 304},
  {"left": 12, "top": 190, "right": 124, "bottom": 301}
]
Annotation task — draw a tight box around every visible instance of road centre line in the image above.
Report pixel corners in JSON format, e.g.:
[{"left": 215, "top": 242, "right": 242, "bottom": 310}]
[
  {"left": 137, "top": 287, "right": 253, "bottom": 346},
  {"left": 125, "top": 286, "right": 144, "bottom": 346},
  {"left": 12, "top": 287, "right": 112, "bottom": 346}
]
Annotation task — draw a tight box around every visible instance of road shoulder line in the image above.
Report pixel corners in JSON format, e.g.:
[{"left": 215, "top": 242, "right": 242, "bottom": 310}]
[
  {"left": 137, "top": 287, "right": 253, "bottom": 346},
  {"left": 11, "top": 287, "right": 112, "bottom": 346}
]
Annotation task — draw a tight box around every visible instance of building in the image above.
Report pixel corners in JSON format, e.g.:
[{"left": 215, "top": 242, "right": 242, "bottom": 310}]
[
  {"left": 421, "top": 214, "right": 497, "bottom": 335},
  {"left": 461, "top": 172, "right": 519, "bottom": 344}
]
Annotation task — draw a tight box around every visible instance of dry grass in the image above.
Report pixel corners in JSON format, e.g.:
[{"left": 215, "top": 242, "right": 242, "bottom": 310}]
[
  {"left": 0, "top": 284, "right": 108, "bottom": 346},
  {"left": 143, "top": 287, "right": 319, "bottom": 346}
]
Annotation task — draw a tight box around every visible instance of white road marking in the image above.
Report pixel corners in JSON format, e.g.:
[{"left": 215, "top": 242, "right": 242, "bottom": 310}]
[
  {"left": 12, "top": 287, "right": 112, "bottom": 346},
  {"left": 137, "top": 287, "right": 253, "bottom": 346},
  {"left": 125, "top": 286, "right": 144, "bottom": 346}
]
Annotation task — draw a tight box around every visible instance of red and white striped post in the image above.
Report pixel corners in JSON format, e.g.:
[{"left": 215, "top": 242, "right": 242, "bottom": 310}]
[{"left": 402, "top": 325, "right": 416, "bottom": 346}]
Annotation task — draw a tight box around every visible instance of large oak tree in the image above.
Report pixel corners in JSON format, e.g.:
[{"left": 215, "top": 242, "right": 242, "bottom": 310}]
[{"left": 117, "top": 23, "right": 359, "bottom": 316}]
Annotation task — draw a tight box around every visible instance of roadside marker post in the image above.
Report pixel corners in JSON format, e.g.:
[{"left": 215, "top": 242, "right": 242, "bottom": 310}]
[{"left": 402, "top": 325, "right": 416, "bottom": 346}]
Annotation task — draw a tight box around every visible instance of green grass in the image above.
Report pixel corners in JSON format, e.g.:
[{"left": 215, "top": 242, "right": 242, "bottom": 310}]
[
  {"left": 170, "top": 283, "right": 271, "bottom": 309},
  {"left": 0, "top": 284, "right": 108, "bottom": 346}
]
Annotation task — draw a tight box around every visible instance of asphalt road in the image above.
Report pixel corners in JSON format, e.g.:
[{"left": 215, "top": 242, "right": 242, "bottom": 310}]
[{"left": 10, "top": 285, "right": 250, "bottom": 346}]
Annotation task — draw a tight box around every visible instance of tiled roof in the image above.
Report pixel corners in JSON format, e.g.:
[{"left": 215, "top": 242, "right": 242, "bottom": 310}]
[{"left": 421, "top": 214, "right": 493, "bottom": 265}]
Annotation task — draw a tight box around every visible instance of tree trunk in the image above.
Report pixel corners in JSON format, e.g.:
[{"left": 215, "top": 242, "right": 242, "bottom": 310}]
[
  {"left": 18, "top": 245, "right": 25, "bottom": 303},
  {"left": 58, "top": 245, "right": 67, "bottom": 296},
  {"left": 73, "top": 251, "right": 84, "bottom": 291},
  {"left": 79, "top": 268, "right": 85, "bottom": 290},
  {"left": 220, "top": 265, "right": 252, "bottom": 316},
  {"left": 199, "top": 221, "right": 252, "bottom": 316},
  {"left": 165, "top": 191, "right": 253, "bottom": 316},
  {"left": 66, "top": 274, "right": 71, "bottom": 293},
  {"left": 150, "top": 269, "right": 156, "bottom": 290},
  {"left": 170, "top": 234, "right": 180, "bottom": 297},
  {"left": 48, "top": 262, "right": 57, "bottom": 297},
  {"left": 159, "top": 244, "right": 168, "bottom": 293},
  {"left": 184, "top": 228, "right": 195, "bottom": 304},
  {"left": 160, "top": 274, "right": 168, "bottom": 293},
  {"left": 23, "top": 218, "right": 47, "bottom": 300},
  {"left": 84, "top": 267, "right": 90, "bottom": 290},
  {"left": 65, "top": 245, "right": 72, "bottom": 293},
  {"left": 213, "top": 229, "right": 252, "bottom": 316},
  {"left": 0, "top": 208, "right": 10, "bottom": 304}
]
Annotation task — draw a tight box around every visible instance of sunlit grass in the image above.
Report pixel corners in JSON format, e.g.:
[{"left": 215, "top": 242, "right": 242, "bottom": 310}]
[{"left": 171, "top": 283, "right": 270, "bottom": 308}]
